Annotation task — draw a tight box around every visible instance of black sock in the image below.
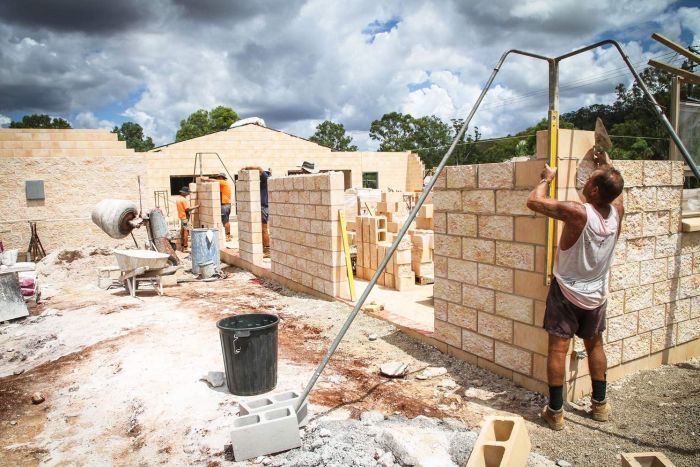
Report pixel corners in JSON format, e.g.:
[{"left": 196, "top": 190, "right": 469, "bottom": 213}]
[
  {"left": 549, "top": 385, "right": 564, "bottom": 411},
  {"left": 592, "top": 380, "right": 606, "bottom": 402}
]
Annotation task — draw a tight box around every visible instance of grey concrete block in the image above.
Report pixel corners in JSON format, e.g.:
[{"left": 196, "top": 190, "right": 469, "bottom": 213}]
[
  {"left": 231, "top": 406, "right": 301, "bottom": 461},
  {"left": 238, "top": 390, "right": 310, "bottom": 427}
]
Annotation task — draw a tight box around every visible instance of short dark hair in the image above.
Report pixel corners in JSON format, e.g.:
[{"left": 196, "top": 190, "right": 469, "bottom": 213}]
[{"left": 591, "top": 167, "right": 624, "bottom": 203}]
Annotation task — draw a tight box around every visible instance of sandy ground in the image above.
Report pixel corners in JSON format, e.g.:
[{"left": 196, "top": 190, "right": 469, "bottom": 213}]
[{"left": 1, "top": 248, "right": 699, "bottom": 466}]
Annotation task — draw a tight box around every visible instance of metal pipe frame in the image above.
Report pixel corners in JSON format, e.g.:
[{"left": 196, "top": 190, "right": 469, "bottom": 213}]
[{"left": 293, "top": 39, "right": 699, "bottom": 414}]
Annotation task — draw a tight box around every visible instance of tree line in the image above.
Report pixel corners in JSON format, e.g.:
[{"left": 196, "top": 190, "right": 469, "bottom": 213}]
[{"left": 7, "top": 67, "right": 695, "bottom": 162}]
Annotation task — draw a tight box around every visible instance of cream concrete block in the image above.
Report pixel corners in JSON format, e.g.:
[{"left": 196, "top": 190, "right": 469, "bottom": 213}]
[
  {"left": 653, "top": 279, "right": 680, "bottom": 305},
  {"left": 622, "top": 332, "right": 651, "bottom": 362},
  {"left": 513, "top": 322, "right": 548, "bottom": 355},
  {"left": 434, "top": 234, "right": 461, "bottom": 258},
  {"left": 680, "top": 232, "right": 700, "bottom": 255},
  {"left": 609, "top": 261, "right": 640, "bottom": 291},
  {"left": 655, "top": 233, "right": 680, "bottom": 258},
  {"left": 238, "top": 169, "right": 260, "bottom": 181},
  {"left": 512, "top": 216, "right": 547, "bottom": 245},
  {"left": 638, "top": 305, "right": 666, "bottom": 333},
  {"left": 462, "top": 284, "right": 495, "bottom": 312},
  {"left": 651, "top": 325, "right": 677, "bottom": 352},
  {"left": 513, "top": 271, "right": 549, "bottom": 301},
  {"left": 478, "top": 162, "right": 513, "bottom": 189},
  {"left": 607, "top": 290, "right": 625, "bottom": 317},
  {"left": 625, "top": 286, "right": 654, "bottom": 312},
  {"left": 434, "top": 255, "right": 447, "bottom": 278},
  {"left": 447, "top": 258, "right": 478, "bottom": 284},
  {"left": 495, "top": 242, "right": 534, "bottom": 271},
  {"left": 462, "top": 238, "right": 495, "bottom": 264},
  {"left": 434, "top": 277, "right": 462, "bottom": 303},
  {"left": 620, "top": 212, "right": 643, "bottom": 239},
  {"left": 669, "top": 208, "right": 682, "bottom": 234},
  {"left": 433, "top": 190, "right": 462, "bottom": 212},
  {"left": 676, "top": 317, "right": 700, "bottom": 344},
  {"left": 626, "top": 187, "right": 657, "bottom": 212},
  {"left": 495, "top": 292, "right": 533, "bottom": 324},
  {"left": 433, "top": 319, "right": 462, "bottom": 348},
  {"left": 643, "top": 161, "right": 672, "bottom": 186},
  {"left": 433, "top": 212, "right": 446, "bottom": 234},
  {"left": 656, "top": 186, "right": 682, "bottom": 210},
  {"left": 446, "top": 165, "right": 477, "bottom": 189},
  {"left": 604, "top": 340, "right": 622, "bottom": 368},
  {"left": 477, "top": 263, "right": 513, "bottom": 293},
  {"left": 494, "top": 342, "right": 532, "bottom": 375},
  {"left": 447, "top": 213, "right": 477, "bottom": 237},
  {"left": 642, "top": 211, "right": 670, "bottom": 237},
  {"left": 514, "top": 159, "right": 546, "bottom": 188},
  {"left": 495, "top": 190, "right": 532, "bottom": 216},
  {"left": 292, "top": 176, "right": 305, "bottom": 190},
  {"left": 462, "top": 329, "right": 494, "bottom": 359},
  {"left": 447, "top": 302, "right": 478, "bottom": 330},
  {"left": 667, "top": 254, "right": 693, "bottom": 279},
  {"left": 434, "top": 299, "right": 448, "bottom": 321},
  {"left": 614, "top": 160, "right": 644, "bottom": 187},
  {"left": 478, "top": 312, "right": 513, "bottom": 343},
  {"left": 639, "top": 258, "right": 667, "bottom": 286},
  {"left": 478, "top": 215, "right": 513, "bottom": 241},
  {"left": 679, "top": 273, "right": 700, "bottom": 299},
  {"left": 607, "top": 312, "right": 638, "bottom": 343},
  {"left": 462, "top": 190, "right": 495, "bottom": 214}
]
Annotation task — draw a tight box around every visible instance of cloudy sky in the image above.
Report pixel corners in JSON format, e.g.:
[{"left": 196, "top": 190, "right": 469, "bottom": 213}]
[{"left": 1, "top": 0, "right": 698, "bottom": 149}]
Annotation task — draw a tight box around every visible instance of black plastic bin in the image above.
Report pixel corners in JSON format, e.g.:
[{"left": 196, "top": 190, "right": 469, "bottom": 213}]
[{"left": 217, "top": 313, "right": 279, "bottom": 396}]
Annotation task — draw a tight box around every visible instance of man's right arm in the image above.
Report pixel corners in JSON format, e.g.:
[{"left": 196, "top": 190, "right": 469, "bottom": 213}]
[{"left": 242, "top": 166, "right": 264, "bottom": 173}]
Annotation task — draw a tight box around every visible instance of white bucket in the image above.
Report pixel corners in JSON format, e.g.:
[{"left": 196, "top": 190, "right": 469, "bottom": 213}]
[{"left": 1, "top": 249, "right": 18, "bottom": 266}]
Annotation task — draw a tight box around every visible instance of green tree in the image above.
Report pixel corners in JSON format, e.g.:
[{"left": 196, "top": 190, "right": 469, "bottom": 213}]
[
  {"left": 309, "top": 120, "right": 358, "bottom": 151},
  {"left": 111, "top": 122, "right": 154, "bottom": 152},
  {"left": 175, "top": 106, "right": 239, "bottom": 142},
  {"left": 369, "top": 112, "right": 417, "bottom": 151},
  {"left": 10, "top": 114, "right": 71, "bottom": 129}
]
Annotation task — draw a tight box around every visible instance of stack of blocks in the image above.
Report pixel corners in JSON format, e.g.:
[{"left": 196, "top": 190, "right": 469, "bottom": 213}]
[
  {"left": 355, "top": 216, "right": 415, "bottom": 291},
  {"left": 193, "top": 179, "right": 225, "bottom": 246},
  {"left": 415, "top": 201, "right": 434, "bottom": 230},
  {"left": 236, "top": 170, "right": 264, "bottom": 266},
  {"left": 431, "top": 154, "right": 700, "bottom": 400},
  {"left": 376, "top": 191, "right": 415, "bottom": 234},
  {"left": 411, "top": 229, "right": 434, "bottom": 281},
  {"left": 267, "top": 172, "right": 351, "bottom": 299}
]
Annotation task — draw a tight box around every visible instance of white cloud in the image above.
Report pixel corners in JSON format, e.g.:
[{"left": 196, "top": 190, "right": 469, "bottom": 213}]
[
  {"left": 0, "top": 113, "right": 10, "bottom": 127},
  {"left": 0, "top": 0, "right": 696, "bottom": 148},
  {"left": 73, "top": 112, "right": 116, "bottom": 130}
]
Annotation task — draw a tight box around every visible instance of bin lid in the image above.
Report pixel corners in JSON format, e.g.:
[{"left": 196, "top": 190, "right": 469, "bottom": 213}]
[{"left": 217, "top": 313, "right": 279, "bottom": 332}]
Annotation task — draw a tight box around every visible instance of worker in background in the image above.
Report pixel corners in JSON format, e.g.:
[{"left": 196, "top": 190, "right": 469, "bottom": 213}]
[
  {"left": 215, "top": 173, "right": 233, "bottom": 242},
  {"left": 526, "top": 156, "right": 624, "bottom": 431},
  {"left": 242, "top": 166, "right": 272, "bottom": 255},
  {"left": 176, "top": 187, "right": 197, "bottom": 251}
]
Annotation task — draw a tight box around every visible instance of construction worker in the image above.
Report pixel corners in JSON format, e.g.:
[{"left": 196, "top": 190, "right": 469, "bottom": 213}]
[
  {"left": 176, "top": 187, "right": 197, "bottom": 250},
  {"left": 214, "top": 173, "right": 233, "bottom": 241},
  {"left": 526, "top": 157, "right": 624, "bottom": 430},
  {"left": 242, "top": 166, "right": 272, "bottom": 254}
]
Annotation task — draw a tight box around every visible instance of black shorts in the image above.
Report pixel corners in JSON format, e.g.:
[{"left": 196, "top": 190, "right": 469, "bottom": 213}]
[
  {"left": 221, "top": 203, "right": 231, "bottom": 223},
  {"left": 261, "top": 206, "right": 269, "bottom": 224},
  {"left": 544, "top": 279, "right": 607, "bottom": 340}
]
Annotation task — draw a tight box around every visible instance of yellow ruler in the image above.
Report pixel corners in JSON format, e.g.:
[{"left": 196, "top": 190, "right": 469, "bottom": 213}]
[
  {"left": 338, "top": 210, "right": 356, "bottom": 300},
  {"left": 545, "top": 110, "right": 558, "bottom": 285}
]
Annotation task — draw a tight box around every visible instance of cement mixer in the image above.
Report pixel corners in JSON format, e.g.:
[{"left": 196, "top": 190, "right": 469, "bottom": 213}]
[{"left": 91, "top": 199, "right": 180, "bottom": 265}]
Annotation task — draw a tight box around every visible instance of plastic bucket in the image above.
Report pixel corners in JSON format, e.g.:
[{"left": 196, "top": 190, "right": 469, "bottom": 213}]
[
  {"left": 217, "top": 314, "right": 279, "bottom": 396},
  {"left": 199, "top": 261, "right": 215, "bottom": 279}
]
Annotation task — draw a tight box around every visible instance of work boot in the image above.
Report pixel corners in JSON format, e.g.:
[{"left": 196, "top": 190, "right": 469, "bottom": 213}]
[
  {"left": 590, "top": 399, "right": 611, "bottom": 422},
  {"left": 226, "top": 234, "right": 232, "bottom": 242},
  {"left": 541, "top": 405, "right": 565, "bottom": 430}
]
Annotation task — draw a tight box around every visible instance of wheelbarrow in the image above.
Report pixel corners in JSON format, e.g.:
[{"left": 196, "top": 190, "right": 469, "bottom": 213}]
[{"left": 107, "top": 249, "right": 179, "bottom": 297}]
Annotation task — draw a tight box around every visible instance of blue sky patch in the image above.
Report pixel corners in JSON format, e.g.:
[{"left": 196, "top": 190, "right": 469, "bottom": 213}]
[{"left": 362, "top": 16, "right": 400, "bottom": 43}]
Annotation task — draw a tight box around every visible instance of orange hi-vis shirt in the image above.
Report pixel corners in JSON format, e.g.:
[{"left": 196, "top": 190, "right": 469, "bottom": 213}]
[
  {"left": 219, "top": 180, "right": 232, "bottom": 204},
  {"left": 176, "top": 196, "right": 189, "bottom": 220}
]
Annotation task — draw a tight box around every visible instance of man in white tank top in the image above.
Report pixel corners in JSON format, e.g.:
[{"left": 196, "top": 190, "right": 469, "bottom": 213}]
[{"left": 526, "top": 160, "right": 624, "bottom": 430}]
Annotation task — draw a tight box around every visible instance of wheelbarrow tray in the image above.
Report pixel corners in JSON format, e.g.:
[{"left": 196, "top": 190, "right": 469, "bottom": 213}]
[{"left": 113, "top": 249, "right": 170, "bottom": 273}]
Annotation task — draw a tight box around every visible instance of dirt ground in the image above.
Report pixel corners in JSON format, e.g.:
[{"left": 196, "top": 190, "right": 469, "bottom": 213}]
[{"left": 1, "top": 248, "right": 699, "bottom": 466}]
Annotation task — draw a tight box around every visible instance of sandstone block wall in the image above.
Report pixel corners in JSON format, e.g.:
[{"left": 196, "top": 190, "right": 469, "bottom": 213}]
[
  {"left": 431, "top": 159, "right": 700, "bottom": 399},
  {"left": 267, "top": 172, "right": 351, "bottom": 299},
  {"left": 192, "top": 179, "right": 225, "bottom": 247},
  {"left": 0, "top": 129, "right": 148, "bottom": 252},
  {"left": 236, "top": 170, "right": 264, "bottom": 266}
]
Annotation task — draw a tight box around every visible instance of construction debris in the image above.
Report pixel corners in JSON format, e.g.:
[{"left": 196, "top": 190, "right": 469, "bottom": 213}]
[
  {"left": 379, "top": 361, "right": 409, "bottom": 378},
  {"left": 416, "top": 366, "right": 448, "bottom": 380}
]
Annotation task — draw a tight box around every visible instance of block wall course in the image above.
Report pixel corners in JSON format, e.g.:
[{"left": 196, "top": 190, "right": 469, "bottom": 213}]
[
  {"left": 267, "top": 172, "right": 349, "bottom": 299},
  {"left": 431, "top": 157, "right": 699, "bottom": 397}
]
